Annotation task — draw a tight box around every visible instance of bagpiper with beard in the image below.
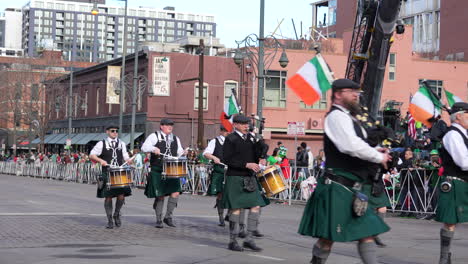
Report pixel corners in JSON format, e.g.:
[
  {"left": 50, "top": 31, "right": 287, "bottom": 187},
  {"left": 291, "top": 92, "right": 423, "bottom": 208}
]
[
  {"left": 90, "top": 125, "right": 132, "bottom": 229},
  {"left": 142, "top": 118, "right": 185, "bottom": 228},
  {"left": 298, "top": 79, "right": 391, "bottom": 264},
  {"left": 436, "top": 102, "right": 468, "bottom": 264},
  {"left": 203, "top": 125, "right": 230, "bottom": 227}
]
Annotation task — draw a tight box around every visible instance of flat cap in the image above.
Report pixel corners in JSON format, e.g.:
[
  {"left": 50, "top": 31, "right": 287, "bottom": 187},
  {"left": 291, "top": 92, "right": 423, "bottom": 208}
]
[
  {"left": 232, "top": 114, "right": 250, "bottom": 124},
  {"left": 105, "top": 125, "right": 119, "bottom": 130},
  {"left": 450, "top": 102, "right": 468, "bottom": 114},
  {"left": 160, "top": 118, "right": 175, "bottom": 126},
  {"left": 332, "top": 78, "right": 361, "bottom": 91}
]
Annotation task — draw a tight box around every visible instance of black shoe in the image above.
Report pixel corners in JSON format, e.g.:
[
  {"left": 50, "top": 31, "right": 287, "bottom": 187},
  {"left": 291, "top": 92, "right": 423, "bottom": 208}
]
[
  {"left": 228, "top": 241, "right": 243, "bottom": 252},
  {"left": 106, "top": 220, "right": 114, "bottom": 229},
  {"left": 439, "top": 252, "right": 452, "bottom": 264},
  {"left": 310, "top": 256, "right": 326, "bottom": 264},
  {"left": 243, "top": 240, "right": 262, "bottom": 252},
  {"left": 425, "top": 214, "right": 436, "bottom": 220},
  {"left": 113, "top": 214, "right": 121, "bottom": 227},
  {"left": 218, "top": 218, "right": 225, "bottom": 227},
  {"left": 252, "top": 230, "right": 264, "bottom": 237},
  {"left": 374, "top": 236, "right": 387, "bottom": 248},
  {"left": 163, "top": 217, "right": 176, "bottom": 227},
  {"left": 238, "top": 230, "right": 247, "bottom": 238},
  {"left": 415, "top": 213, "right": 428, "bottom": 220},
  {"left": 155, "top": 220, "right": 163, "bottom": 228}
]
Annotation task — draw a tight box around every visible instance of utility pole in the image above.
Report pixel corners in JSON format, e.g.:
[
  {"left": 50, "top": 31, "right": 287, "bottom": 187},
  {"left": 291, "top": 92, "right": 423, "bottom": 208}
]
[
  {"left": 197, "top": 39, "right": 205, "bottom": 149},
  {"left": 119, "top": 0, "right": 128, "bottom": 131},
  {"left": 176, "top": 39, "right": 206, "bottom": 149}
]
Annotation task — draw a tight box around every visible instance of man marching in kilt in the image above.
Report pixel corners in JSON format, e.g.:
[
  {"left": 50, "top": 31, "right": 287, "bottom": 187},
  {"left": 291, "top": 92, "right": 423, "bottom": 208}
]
[
  {"left": 298, "top": 79, "right": 391, "bottom": 264},
  {"left": 142, "top": 119, "right": 185, "bottom": 228},
  {"left": 436, "top": 102, "right": 468, "bottom": 264},
  {"left": 222, "top": 114, "right": 267, "bottom": 252},
  {"left": 90, "top": 125, "right": 132, "bottom": 229},
  {"left": 203, "top": 125, "right": 229, "bottom": 227}
]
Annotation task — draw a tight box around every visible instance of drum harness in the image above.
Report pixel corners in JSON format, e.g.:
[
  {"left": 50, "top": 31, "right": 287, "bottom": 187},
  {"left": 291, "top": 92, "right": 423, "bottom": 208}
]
[
  {"left": 159, "top": 131, "right": 175, "bottom": 179},
  {"left": 105, "top": 138, "right": 121, "bottom": 168}
]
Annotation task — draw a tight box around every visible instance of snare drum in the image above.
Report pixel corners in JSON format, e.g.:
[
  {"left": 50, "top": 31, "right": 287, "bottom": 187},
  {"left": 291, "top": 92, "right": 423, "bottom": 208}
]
[
  {"left": 162, "top": 157, "right": 188, "bottom": 178},
  {"left": 107, "top": 166, "right": 134, "bottom": 189},
  {"left": 257, "top": 165, "right": 287, "bottom": 197}
]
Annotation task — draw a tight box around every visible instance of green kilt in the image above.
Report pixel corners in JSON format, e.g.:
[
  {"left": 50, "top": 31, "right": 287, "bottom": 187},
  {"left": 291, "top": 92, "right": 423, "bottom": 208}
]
[
  {"left": 298, "top": 172, "right": 390, "bottom": 242},
  {"left": 144, "top": 166, "right": 182, "bottom": 198},
  {"left": 96, "top": 172, "right": 132, "bottom": 198},
  {"left": 436, "top": 177, "right": 468, "bottom": 224},
  {"left": 222, "top": 175, "right": 267, "bottom": 209},
  {"left": 207, "top": 164, "right": 225, "bottom": 196},
  {"left": 362, "top": 183, "right": 391, "bottom": 209}
]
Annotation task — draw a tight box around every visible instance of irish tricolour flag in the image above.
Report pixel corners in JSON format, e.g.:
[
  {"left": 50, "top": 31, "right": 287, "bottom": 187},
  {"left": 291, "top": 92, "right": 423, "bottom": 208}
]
[
  {"left": 220, "top": 94, "right": 240, "bottom": 132},
  {"left": 286, "top": 53, "right": 334, "bottom": 105},
  {"left": 444, "top": 89, "right": 462, "bottom": 107},
  {"left": 408, "top": 85, "right": 442, "bottom": 127}
]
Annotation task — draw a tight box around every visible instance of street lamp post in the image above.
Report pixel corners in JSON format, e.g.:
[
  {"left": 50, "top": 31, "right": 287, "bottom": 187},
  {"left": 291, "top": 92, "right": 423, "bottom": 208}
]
[
  {"left": 119, "top": 0, "right": 129, "bottom": 132},
  {"left": 130, "top": 28, "right": 139, "bottom": 151},
  {"left": 233, "top": 2, "right": 289, "bottom": 129}
]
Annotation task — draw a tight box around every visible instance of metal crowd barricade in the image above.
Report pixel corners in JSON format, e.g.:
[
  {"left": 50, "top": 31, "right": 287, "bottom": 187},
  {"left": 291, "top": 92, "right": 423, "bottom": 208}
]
[{"left": 385, "top": 168, "right": 440, "bottom": 214}]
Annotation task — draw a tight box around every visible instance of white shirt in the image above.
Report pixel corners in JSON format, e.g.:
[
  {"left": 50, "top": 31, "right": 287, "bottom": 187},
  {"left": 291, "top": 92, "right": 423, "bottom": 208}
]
[
  {"left": 324, "top": 104, "right": 384, "bottom": 163},
  {"left": 203, "top": 135, "right": 225, "bottom": 155},
  {"left": 90, "top": 137, "right": 130, "bottom": 161},
  {"left": 141, "top": 131, "right": 184, "bottom": 157},
  {"left": 442, "top": 123, "right": 468, "bottom": 171}
]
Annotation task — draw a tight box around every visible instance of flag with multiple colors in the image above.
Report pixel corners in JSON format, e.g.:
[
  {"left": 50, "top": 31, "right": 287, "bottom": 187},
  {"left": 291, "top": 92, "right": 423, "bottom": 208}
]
[
  {"left": 286, "top": 53, "right": 334, "bottom": 105},
  {"left": 408, "top": 85, "right": 443, "bottom": 127},
  {"left": 444, "top": 89, "right": 463, "bottom": 107},
  {"left": 407, "top": 112, "right": 417, "bottom": 140},
  {"left": 220, "top": 94, "right": 240, "bottom": 132}
]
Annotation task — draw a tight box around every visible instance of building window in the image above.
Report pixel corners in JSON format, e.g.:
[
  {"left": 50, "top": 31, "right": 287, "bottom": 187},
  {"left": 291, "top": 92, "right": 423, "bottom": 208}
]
[
  {"left": 300, "top": 90, "right": 327, "bottom": 110},
  {"left": 84, "top": 90, "right": 88, "bottom": 116},
  {"left": 419, "top": 79, "right": 443, "bottom": 98},
  {"left": 264, "top": 70, "right": 287, "bottom": 108},
  {"left": 388, "top": 52, "right": 396, "bottom": 81},
  {"left": 224, "top": 80, "right": 239, "bottom": 103},
  {"left": 194, "top": 82, "right": 208, "bottom": 110}
]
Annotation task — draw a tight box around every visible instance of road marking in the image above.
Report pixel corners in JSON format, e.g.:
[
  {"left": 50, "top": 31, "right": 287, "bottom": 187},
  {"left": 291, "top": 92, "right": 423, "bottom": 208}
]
[
  {"left": 248, "top": 254, "right": 285, "bottom": 261},
  {"left": 0, "top": 212, "right": 80, "bottom": 216}
]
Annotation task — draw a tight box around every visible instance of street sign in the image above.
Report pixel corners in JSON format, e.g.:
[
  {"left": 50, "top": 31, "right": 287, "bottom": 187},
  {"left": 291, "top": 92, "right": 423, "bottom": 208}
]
[
  {"left": 66, "top": 139, "right": 71, "bottom": 146},
  {"left": 287, "top": 122, "right": 305, "bottom": 136}
]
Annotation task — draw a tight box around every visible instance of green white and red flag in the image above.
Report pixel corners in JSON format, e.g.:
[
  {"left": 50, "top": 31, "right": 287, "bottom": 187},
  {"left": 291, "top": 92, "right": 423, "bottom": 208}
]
[
  {"left": 286, "top": 53, "right": 334, "bottom": 105},
  {"left": 444, "top": 89, "right": 463, "bottom": 107},
  {"left": 408, "top": 85, "right": 443, "bottom": 127},
  {"left": 220, "top": 94, "right": 240, "bottom": 132}
]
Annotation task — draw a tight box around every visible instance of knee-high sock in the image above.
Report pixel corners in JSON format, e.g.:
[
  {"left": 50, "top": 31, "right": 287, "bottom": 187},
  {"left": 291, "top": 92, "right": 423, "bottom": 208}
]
[
  {"left": 311, "top": 243, "right": 330, "bottom": 264},
  {"left": 245, "top": 211, "right": 260, "bottom": 242},
  {"left": 377, "top": 211, "right": 386, "bottom": 220},
  {"left": 216, "top": 199, "right": 224, "bottom": 216},
  {"left": 440, "top": 228, "right": 454, "bottom": 260},
  {"left": 104, "top": 200, "right": 113, "bottom": 220},
  {"left": 154, "top": 199, "right": 164, "bottom": 222},
  {"left": 114, "top": 199, "right": 124, "bottom": 216},
  {"left": 358, "top": 242, "right": 378, "bottom": 264},
  {"left": 229, "top": 213, "right": 240, "bottom": 243},
  {"left": 165, "top": 197, "right": 178, "bottom": 219},
  {"left": 239, "top": 208, "right": 246, "bottom": 225}
]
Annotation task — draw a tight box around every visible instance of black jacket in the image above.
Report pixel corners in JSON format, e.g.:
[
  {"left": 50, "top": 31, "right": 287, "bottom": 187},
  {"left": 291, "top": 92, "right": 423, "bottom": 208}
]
[{"left": 222, "top": 132, "right": 257, "bottom": 176}]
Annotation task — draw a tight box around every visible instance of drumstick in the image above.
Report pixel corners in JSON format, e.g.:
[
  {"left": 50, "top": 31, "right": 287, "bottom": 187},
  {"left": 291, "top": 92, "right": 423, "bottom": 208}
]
[{"left": 120, "top": 155, "right": 137, "bottom": 167}]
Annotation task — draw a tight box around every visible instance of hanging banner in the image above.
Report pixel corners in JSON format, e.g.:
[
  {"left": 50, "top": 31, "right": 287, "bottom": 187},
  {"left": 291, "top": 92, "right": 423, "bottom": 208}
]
[
  {"left": 151, "top": 56, "right": 170, "bottom": 96},
  {"left": 106, "top": 66, "right": 121, "bottom": 104}
]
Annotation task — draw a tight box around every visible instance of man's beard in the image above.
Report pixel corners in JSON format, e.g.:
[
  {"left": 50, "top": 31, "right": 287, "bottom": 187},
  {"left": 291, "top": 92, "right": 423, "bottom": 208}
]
[{"left": 343, "top": 99, "right": 362, "bottom": 116}]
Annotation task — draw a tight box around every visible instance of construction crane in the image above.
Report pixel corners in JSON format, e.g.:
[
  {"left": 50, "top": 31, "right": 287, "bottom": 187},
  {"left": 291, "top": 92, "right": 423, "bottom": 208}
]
[{"left": 345, "top": 0, "right": 404, "bottom": 117}]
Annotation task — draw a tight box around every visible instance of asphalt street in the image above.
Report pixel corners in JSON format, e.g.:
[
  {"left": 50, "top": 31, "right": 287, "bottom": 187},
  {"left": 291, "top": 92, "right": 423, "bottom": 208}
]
[{"left": 0, "top": 174, "right": 467, "bottom": 264}]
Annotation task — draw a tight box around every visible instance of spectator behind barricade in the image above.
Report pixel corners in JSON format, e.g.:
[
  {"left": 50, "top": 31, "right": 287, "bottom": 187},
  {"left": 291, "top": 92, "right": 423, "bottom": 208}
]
[
  {"left": 398, "top": 149, "right": 414, "bottom": 170},
  {"left": 314, "top": 149, "right": 325, "bottom": 169},
  {"left": 277, "top": 141, "right": 283, "bottom": 148},
  {"left": 306, "top": 147, "right": 314, "bottom": 173},
  {"left": 267, "top": 148, "right": 281, "bottom": 166}
]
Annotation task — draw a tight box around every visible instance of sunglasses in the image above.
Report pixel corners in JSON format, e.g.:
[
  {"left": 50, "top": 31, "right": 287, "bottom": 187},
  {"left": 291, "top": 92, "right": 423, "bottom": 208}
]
[{"left": 109, "top": 129, "right": 119, "bottom": 133}]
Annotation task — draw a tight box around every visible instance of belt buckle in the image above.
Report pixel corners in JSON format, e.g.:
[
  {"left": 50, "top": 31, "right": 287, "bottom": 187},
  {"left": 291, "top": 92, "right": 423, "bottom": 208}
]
[{"left": 325, "top": 178, "right": 332, "bottom": 185}]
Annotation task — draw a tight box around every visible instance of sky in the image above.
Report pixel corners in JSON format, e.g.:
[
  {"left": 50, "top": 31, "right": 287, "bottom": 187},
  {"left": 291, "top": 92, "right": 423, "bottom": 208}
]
[{"left": 1, "top": 0, "right": 313, "bottom": 48}]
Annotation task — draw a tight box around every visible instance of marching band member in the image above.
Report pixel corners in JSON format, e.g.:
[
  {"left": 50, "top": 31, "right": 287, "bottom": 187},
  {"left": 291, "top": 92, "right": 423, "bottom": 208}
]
[
  {"left": 298, "top": 79, "right": 391, "bottom": 264},
  {"left": 436, "top": 102, "right": 468, "bottom": 264},
  {"left": 203, "top": 125, "right": 229, "bottom": 227},
  {"left": 142, "top": 119, "right": 185, "bottom": 228},
  {"left": 90, "top": 125, "right": 132, "bottom": 229},
  {"left": 222, "top": 114, "right": 267, "bottom": 252}
]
